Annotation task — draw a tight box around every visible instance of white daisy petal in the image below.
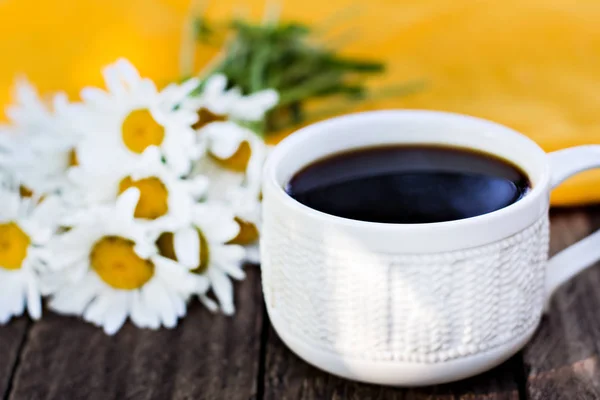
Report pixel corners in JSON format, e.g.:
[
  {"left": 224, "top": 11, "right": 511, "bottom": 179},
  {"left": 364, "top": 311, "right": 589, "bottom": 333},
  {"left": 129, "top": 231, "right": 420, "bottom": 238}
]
[
  {"left": 130, "top": 290, "right": 159, "bottom": 329},
  {"left": 203, "top": 122, "right": 249, "bottom": 159},
  {"left": 115, "top": 58, "right": 142, "bottom": 87},
  {"left": 164, "top": 282, "right": 186, "bottom": 318},
  {"left": 142, "top": 280, "right": 177, "bottom": 328},
  {"left": 0, "top": 307, "right": 11, "bottom": 324},
  {"left": 231, "top": 89, "right": 279, "bottom": 121},
  {"left": 192, "top": 273, "right": 210, "bottom": 294},
  {"left": 26, "top": 275, "right": 42, "bottom": 320},
  {"left": 153, "top": 257, "right": 195, "bottom": 294},
  {"left": 0, "top": 274, "right": 25, "bottom": 322},
  {"left": 134, "top": 242, "right": 157, "bottom": 260},
  {"left": 208, "top": 268, "right": 235, "bottom": 316},
  {"left": 214, "top": 244, "right": 246, "bottom": 264},
  {"left": 0, "top": 300, "right": 13, "bottom": 324},
  {"left": 84, "top": 289, "right": 114, "bottom": 326},
  {"left": 204, "top": 75, "right": 228, "bottom": 100},
  {"left": 174, "top": 227, "right": 200, "bottom": 269},
  {"left": 81, "top": 87, "right": 112, "bottom": 108},
  {"left": 102, "top": 64, "right": 127, "bottom": 98},
  {"left": 192, "top": 203, "right": 239, "bottom": 243},
  {"left": 186, "top": 176, "right": 210, "bottom": 200},
  {"left": 28, "top": 195, "right": 64, "bottom": 232},
  {"left": 102, "top": 291, "right": 130, "bottom": 335},
  {"left": 2, "top": 191, "right": 21, "bottom": 221},
  {"left": 47, "top": 243, "right": 89, "bottom": 271},
  {"left": 198, "top": 295, "right": 219, "bottom": 313},
  {"left": 245, "top": 243, "right": 261, "bottom": 264},
  {"left": 49, "top": 272, "right": 101, "bottom": 315},
  {"left": 138, "top": 79, "right": 159, "bottom": 100},
  {"left": 161, "top": 78, "right": 200, "bottom": 109},
  {"left": 115, "top": 188, "right": 141, "bottom": 218},
  {"left": 215, "top": 260, "right": 246, "bottom": 281}
]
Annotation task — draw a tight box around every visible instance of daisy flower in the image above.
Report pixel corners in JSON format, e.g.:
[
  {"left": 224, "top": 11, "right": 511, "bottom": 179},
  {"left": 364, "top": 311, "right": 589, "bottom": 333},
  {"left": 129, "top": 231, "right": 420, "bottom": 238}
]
[
  {"left": 156, "top": 202, "right": 246, "bottom": 315},
  {"left": 186, "top": 74, "right": 279, "bottom": 127},
  {"left": 0, "top": 180, "right": 62, "bottom": 323},
  {"left": 225, "top": 185, "right": 263, "bottom": 264},
  {"left": 0, "top": 78, "right": 84, "bottom": 196},
  {"left": 65, "top": 146, "right": 208, "bottom": 231},
  {"left": 184, "top": 75, "right": 275, "bottom": 262},
  {"left": 191, "top": 130, "right": 266, "bottom": 263},
  {"left": 46, "top": 188, "right": 205, "bottom": 335},
  {"left": 183, "top": 74, "right": 277, "bottom": 180},
  {"left": 75, "top": 58, "right": 201, "bottom": 177}
]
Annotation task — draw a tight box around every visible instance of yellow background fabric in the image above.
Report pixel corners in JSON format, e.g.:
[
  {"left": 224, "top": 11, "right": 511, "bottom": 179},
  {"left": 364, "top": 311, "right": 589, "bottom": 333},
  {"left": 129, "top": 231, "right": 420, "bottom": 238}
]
[{"left": 1, "top": 0, "right": 599, "bottom": 206}]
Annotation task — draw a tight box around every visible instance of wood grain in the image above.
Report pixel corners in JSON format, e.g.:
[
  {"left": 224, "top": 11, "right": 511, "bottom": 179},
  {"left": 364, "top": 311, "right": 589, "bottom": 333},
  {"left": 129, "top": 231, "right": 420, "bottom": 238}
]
[
  {"left": 7, "top": 266, "right": 264, "bottom": 400},
  {"left": 262, "top": 322, "right": 522, "bottom": 400},
  {"left": 524, "top": 208, "right": 600, "bottom": 400},
  {"left": 0, "top": 317, "right": 29, "bottom": 399}
]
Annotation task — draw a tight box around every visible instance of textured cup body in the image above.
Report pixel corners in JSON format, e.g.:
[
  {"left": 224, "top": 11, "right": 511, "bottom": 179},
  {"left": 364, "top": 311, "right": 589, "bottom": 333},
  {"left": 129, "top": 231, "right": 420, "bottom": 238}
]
[{"left": 261, "top": 200, "right": 549, "bottom": 364}]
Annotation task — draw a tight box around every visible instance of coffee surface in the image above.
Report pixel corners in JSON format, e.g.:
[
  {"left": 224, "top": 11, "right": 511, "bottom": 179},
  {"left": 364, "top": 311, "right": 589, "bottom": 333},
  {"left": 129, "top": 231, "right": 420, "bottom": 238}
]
[{"left": 286, "top": 145, "right": 530, "bottom": 223}]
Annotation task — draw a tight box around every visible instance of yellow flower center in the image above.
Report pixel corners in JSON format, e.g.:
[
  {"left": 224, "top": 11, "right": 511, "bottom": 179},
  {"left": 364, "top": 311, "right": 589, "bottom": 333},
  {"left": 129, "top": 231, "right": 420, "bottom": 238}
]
[
  {"left": 210, "top": 141, "right": 252, "bottom": 173},
  {"left": 121, "top": 109, "right": 165, "bottom": 154},
  {"left": 0, "top": 222, "right": 31, "bottom": 270},
  {"left": 156, "top": 230, "right": 210, "bottom": 274},
  {"left": 19, "top": 186, "right": 33, "bottom": 198},
  {"left": 90, "top": 236, "right": 154, "bottom": 290},
  {"left": 228, "top": 217, "right": 259, "bottom": 245},
  {"left": 68, "top": 148, "right": 79, "bottom": 166},
  {"left": 118, "top": 176, "right": 169, "bottom": 220},
  {"left": 193, "top": 107, "right": 227, "bottom": 130}
]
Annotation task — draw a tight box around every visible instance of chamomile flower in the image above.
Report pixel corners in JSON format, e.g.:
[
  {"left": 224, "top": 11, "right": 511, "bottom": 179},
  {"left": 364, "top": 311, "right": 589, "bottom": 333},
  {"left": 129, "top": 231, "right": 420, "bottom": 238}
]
[
  {"left": 186, "top": 74, "right": 278, "bottom": 126},
  {"left": 156, "top": 202, "right": 246, "bottom": 315},
  {"left": 75, "top": 58, "right": 201, "bottom": 176},
  {"left": 47, "top": 188, "right": 204, "bottom": 335},
  {"left": 65, "top": 146, "right": 208, "bottom": 231},
  {"left": 0, "top": 78, "right": 84, "bottom": 196},
  {"left": 0, "top": 182, "right": 62, "bottom": 323},
  {"left": 226, "top": 186, "right": 263, "bottom": 264},
  {"left": 184, "top": 74, "right": 277, "bottom": 174},
  {"left": 198, "top": 121, "right": 268, "bottom": 172},
  {"left": 191, "top": 128, "right": 266, "bottom": 263}
]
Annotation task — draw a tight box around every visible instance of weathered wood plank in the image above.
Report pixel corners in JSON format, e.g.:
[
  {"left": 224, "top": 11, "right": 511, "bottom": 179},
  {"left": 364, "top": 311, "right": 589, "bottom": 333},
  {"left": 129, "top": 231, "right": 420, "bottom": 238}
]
[
  {"left": 263, "top": 323, "right": 522, "bottom": 400},
  {"left": 0, "top": 318, "right": 29, "bottom": 399},
  {"left": 524, "top": 208, "right": 600, "bottom": 399},
  {"left": 7, "top": 267, "right": 264, "bottom": 400}
]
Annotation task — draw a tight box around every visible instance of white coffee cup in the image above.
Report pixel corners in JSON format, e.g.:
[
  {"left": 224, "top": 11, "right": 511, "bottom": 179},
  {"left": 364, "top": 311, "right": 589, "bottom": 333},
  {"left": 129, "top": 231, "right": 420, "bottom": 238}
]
[{"left": 260, "top": 110, "right": 600, "bottom": 386}]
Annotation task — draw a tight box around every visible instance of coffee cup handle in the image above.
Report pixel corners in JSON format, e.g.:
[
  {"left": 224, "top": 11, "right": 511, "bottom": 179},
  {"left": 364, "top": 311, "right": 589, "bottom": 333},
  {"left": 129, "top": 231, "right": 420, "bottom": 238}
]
[{"left": 545, "top": 145, "right": 600, "bottom": 310}]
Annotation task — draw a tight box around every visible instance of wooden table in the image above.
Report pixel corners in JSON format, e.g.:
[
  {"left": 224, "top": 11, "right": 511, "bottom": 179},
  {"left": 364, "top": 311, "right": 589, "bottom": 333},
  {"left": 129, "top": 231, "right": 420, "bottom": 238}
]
[{"left": 2, "top": 207, "right": 600, "bottom": 400}]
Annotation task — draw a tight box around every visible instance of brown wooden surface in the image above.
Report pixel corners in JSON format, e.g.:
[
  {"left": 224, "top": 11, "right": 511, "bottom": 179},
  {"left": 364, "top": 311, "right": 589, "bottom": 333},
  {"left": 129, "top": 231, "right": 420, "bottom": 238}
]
[
  {"left": 524, "top": 209, "right": 600, "bottom": 400},
  {"left": 1, "top": 210, "right": 600, "bottom": 399},
  {"left": 0, "top": 318, "right": 28, "bottom": 399},
  {"left": 262, "top": 323, "right": 523, "bottom": 400},
  {"left": 3, "top": 268, "right": 264, "bottom": 400}
]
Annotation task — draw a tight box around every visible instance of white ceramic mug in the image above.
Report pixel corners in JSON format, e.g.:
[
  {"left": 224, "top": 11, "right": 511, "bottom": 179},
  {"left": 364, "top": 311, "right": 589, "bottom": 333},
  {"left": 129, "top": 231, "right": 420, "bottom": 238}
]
[{"left": 260, "top": 110, "right": 600, "bottom": 386}]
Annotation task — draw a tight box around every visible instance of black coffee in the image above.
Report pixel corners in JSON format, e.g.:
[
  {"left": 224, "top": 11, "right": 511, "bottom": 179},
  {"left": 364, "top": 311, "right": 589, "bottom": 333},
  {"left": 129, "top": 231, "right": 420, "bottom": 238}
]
[{"left": 286, "top": 145, "right": 530, "bottom": 224}]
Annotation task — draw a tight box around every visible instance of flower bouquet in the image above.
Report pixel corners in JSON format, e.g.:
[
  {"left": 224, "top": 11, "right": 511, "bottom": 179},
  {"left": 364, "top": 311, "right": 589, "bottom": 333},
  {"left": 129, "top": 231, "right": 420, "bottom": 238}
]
[{"left": 0, "top": 14, "right": 410, "bottom": 334}]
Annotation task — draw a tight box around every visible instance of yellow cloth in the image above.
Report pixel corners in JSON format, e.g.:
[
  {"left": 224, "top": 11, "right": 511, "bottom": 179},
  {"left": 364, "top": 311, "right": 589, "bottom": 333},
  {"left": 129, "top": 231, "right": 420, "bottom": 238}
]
[{"left": 0, "top": 0, "right": 599, "bottom": 205}]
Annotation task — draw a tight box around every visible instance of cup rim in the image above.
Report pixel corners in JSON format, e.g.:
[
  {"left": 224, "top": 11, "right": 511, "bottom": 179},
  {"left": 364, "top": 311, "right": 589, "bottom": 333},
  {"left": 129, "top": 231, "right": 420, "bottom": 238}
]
[{"left": 263, "top": 109, "right": 551, "bottom": 233}]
